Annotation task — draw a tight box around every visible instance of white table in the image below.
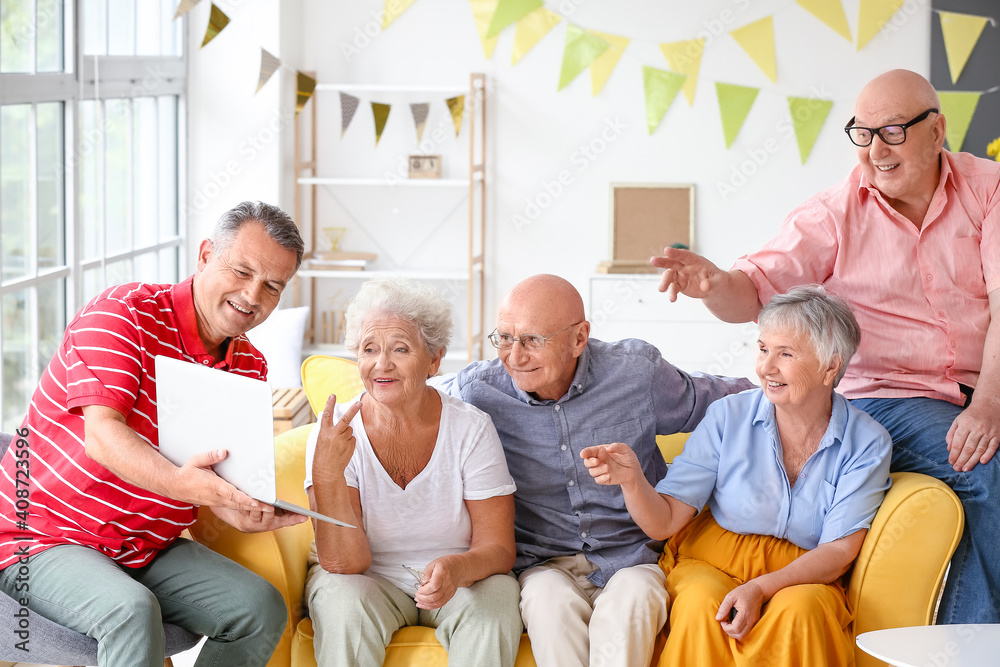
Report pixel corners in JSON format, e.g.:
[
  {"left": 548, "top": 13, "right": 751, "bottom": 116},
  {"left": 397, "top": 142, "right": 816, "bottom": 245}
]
[{"left": 856, "top": 624, "right": 1000, "bottom": 667}]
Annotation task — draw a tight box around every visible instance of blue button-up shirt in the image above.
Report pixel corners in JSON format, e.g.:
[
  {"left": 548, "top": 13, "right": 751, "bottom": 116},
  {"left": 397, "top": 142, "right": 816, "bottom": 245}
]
[
  {"left": 440, "top": 338, "right": 753, "bottom": 586},
  {"left": 656, "top": 389, "right": 892, "bottom": 549}
]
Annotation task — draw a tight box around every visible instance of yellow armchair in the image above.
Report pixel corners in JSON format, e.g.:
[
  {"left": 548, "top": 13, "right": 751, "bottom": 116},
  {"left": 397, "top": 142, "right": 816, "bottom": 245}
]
[{"left": 190, "top": 360, "right": 964, "bottom": 667}]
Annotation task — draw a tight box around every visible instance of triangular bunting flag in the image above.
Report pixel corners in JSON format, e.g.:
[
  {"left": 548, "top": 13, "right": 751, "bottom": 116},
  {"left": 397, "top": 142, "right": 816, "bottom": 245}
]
[
  {"left": 174, "top": 0, "right": 201, "bottom": 20},
  {"left": 295, "top": 71, "right": 317, "bottom": 117},
  {"left": 446, "top": 95, "right": 465, "bottom": 137},
  {"left": 340, "top": 92, "right": 360, "bottom": 137},
  {"left": 938, "top": 91, "right": 981, "bottom": 152},
  {"left": 856, "top": 0, "right": 904, "bottom": 50},
  {"left": 788, "top": 97, "right": 833, "bottom": 164},
  {"left": 470, "top": 0, "right": 500, "bottom": 59},
  {"left": 200, "top": 3, "right": 230, "bottom": 48},
  {"left": 382, "top": 0, "right": 419, "bottom": 29},
  {"left": 643, "top": 67, "right": 687, "bottom": 135},
  {"left": 256, "top": 48, "right": 280, "bottom": 93},
  {"left": 410, "top": 103, "right": 430, "bottom": 142},
  {"left": 939, "top": 12, "right": 990, "bottom": 84},
  {"left": 558, "top": 25, "right": 609, "bottom": 91},
  {"left": 512, "top": 7, "right": 561, "bottom": 65},
  {"left": 659, "top": 39, "right": 706, "bottom": 105},
  {"left": 589, "top": 31, "right": 630, "bottom": 96},
  {"left": 487, "top": 0, "right": 542, "bottom": 38},
  {"left": 795, "top": 0, "right": 852, "bottom": 42},
  {"left": 730, "top": 16, "right": 777, "bottom": 83},
  {"left": 716, "top": 83, "right": 760, "bottom": 148},
  {"left": 372, "top": 103, "right": 392, "bottom": 146}
]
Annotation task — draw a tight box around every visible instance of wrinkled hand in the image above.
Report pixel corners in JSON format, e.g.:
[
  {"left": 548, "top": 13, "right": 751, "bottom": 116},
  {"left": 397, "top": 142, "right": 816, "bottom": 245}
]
[
  {"left": 414, "top": 557, "right": 460, "bottom": 610},
  {"left": 176, "top": 448, "right": 261, "bottom": 511},
  {"left": 650, "top": 247, "right": 724, "bottom": 302},
  {"left": 312, "top": 394, "right": 362, "bottom": 481},
  {"left": 716, "top": 579, "right": 766, "bottom": 641},
  {"left": 946, "top": 396, "right": 1000, "bottom": 472},
  {"left": 210, "top": 504, "right": 308, "bottom": 533},
  {"left": 580, "top": 443, "right": 642, "bottom": 487}
]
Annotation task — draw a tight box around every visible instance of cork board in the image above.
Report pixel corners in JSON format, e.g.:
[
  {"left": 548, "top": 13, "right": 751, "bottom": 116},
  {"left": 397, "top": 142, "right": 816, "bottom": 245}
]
[{"left": 610, "top": 183, "right": 694, "bottom": 262}]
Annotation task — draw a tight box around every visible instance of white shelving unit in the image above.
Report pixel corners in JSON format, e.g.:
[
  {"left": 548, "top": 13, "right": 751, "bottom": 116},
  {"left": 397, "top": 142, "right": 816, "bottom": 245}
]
[{"left": 293, "top": 74, "right": 488, "bottom": 365}]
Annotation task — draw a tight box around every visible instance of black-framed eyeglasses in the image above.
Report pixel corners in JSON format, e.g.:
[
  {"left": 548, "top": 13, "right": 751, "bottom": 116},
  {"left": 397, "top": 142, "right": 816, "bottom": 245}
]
[
  {"left": 844, "top": 108, "right": 938, "bottom": 147},
  {"left": 488, "top": 321, "right": 583, "bottom": 351}
]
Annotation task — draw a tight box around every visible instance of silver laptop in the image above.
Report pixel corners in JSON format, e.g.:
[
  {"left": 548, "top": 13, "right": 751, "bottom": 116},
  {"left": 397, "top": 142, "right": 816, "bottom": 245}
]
[{"left": 155, "top": 355, "right": 355, "bottom": 528}]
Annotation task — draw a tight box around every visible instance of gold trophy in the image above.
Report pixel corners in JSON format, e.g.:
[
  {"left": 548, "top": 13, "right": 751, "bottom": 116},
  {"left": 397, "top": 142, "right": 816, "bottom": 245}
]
[{"left": 322, "top": 226, "right": 347, "bottom": 255}]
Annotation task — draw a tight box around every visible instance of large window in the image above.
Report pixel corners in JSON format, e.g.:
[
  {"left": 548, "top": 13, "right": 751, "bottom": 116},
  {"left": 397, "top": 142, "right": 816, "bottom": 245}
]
[{"left": 0, "top": 0, "right": 186, "bottom": 431}]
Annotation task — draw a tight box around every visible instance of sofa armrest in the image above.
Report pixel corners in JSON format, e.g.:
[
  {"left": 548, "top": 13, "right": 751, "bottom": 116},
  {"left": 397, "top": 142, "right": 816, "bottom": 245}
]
[
  {"left": 190, "top": 423, "right": 316, "bottom": 666},
  {"left": 848, "top": 471, "right": 963, "bottom": 647}
]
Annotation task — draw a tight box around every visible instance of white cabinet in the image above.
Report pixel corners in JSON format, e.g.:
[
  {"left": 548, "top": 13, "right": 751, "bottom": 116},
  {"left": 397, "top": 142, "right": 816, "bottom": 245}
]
[
  {"left": 588, "top": 274, "right": 758, "bottom": 381},
  {"left": 293, "top": 74, "right": 487, "bottom": 371}
]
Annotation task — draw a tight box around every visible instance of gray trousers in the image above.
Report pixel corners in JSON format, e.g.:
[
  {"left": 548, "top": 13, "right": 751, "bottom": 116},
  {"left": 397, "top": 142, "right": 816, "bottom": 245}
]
[
  {"left": 0, "top": 538, "right": 286, "bottom": 667},
  {"left": 306, "top": 567, "right": 522, "bottom": 667}
]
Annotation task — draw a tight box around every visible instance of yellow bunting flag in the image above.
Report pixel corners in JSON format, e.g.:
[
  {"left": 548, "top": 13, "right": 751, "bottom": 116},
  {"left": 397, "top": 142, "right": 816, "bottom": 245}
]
[
  {"left": 938, "top": 91, "right": 981, "bottom": 152},
  {"left": 659, "top": 39, "right": 705, "bottom": 105},
  {"left": 372, "top": 103, "right": 392, "bottom": 146},
  {"left": 856, "top": 0, "right": 904, "bottom": 50},
  {"left": 939, "top": 12, "right": 990, "bottom": 84},
  {"left": 382, "top": 0, "right": 419, "bottom": 29},
  {"left": 589, "top": 31, "right": 630, "bottom": 96},
  {"left": 487, "top": 0, "right": 542, "bottom": 38},
  {"left": 200, "top": 3, "right": 230, "bottom": 48},
  {"left": 788, "top": 97, "right": 833, "bottom": 164},
  {"left": 730, "top": 16, "right": 777, "bottom": 83},
  {"left": 256, "top": 48, "right": 280, "bottom": 93},
  {"left": 470, "top": 0, "right": 500, "bottom": 59},
  {"left": 558, "top": 25, "right": 609, "bottom": 91},
  {"left": 174, "top": 0, "right": 201, "bottom": 20},
  {"left": 795, "top": 0, "right": 851, "bottom": 42},
  {"left": 716, "top": 83, "right": 760, "bottom": 148},
  {"left": 512, "top": 7, "right": 561, "bottom": 65},
  {"left": 295, "top": 71, "right": 317, "bottom": 117},
  {"left": 446, "top": 95, "right": 465, "bottom": 137},
  {"left": 643, "top": 67, "right": 687, "bottom": 135}
]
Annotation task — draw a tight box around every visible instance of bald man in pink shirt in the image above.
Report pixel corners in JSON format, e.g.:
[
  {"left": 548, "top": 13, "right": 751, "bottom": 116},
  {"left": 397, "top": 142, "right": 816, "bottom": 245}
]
[{"left": 654, "top": 69, "right": 1000, "bottom": 625}]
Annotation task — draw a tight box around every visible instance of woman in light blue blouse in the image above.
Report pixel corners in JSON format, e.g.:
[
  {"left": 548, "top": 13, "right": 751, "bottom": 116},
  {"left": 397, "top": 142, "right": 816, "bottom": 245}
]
[{"left": 582, "top": 285, "right": 892, "bottom": 666}]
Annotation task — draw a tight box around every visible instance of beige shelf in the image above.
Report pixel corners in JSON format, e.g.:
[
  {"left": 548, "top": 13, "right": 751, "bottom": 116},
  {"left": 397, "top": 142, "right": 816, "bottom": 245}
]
[{"left": 293, "top": 73, "right": 488, "bottom": 363}]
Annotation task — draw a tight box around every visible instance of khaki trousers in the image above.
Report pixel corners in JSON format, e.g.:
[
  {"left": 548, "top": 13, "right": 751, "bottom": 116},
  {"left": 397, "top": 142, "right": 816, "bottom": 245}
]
[{"left": 518, "top": 553, "right": 667, "bottom": 667}]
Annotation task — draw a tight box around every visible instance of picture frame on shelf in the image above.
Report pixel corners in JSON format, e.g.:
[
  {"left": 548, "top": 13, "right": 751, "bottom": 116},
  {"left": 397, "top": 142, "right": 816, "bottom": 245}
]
[
  {"left": 408, "top": 154, "right": 442, "bottom": 179},
  {"left": 597, "top": 183, "right": 695, "bottom": 274}
]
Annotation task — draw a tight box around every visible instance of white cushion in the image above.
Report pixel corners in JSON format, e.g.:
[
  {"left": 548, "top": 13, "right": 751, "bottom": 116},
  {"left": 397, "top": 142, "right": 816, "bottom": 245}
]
[{"left": 246, "top": 306, "right": 309, "bottom": 387}]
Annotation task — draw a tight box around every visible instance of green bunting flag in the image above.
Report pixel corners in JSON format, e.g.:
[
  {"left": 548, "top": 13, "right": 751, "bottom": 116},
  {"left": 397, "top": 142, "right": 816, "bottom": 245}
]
[
  {"left": 788, "top": 97, "right": 833, "bottom": 164},
  {"left": 716, "top": 83, "right": 760, "bottom": 148},
  {"left": 643, "top": 67, "right": 687, "bottom": 135}
]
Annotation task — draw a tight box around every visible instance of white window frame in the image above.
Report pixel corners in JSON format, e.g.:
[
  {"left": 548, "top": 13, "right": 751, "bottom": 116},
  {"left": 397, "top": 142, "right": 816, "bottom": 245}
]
[{"left": 0, "top": 0, "right": 188, "bottom": 428}]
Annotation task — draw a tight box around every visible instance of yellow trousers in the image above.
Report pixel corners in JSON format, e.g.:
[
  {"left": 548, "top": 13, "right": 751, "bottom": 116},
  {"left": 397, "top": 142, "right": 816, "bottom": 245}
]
[{"left": 657, "top": 512, "right": 855, "bottom": 667}]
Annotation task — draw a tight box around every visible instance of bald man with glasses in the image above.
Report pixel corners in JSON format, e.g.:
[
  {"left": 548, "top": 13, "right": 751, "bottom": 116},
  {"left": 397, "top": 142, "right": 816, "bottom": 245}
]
[
  {"left": 654, "top": 68, "right": 1000, "bottom": 625},
  {"left": 437, "top": 273, "right": 751, "bottom": 667}
]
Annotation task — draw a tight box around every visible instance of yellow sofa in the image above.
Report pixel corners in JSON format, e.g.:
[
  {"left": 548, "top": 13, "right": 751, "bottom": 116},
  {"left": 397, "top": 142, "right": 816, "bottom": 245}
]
[{"left": 190, "top": 356, "right": 965, "bottom": 667}]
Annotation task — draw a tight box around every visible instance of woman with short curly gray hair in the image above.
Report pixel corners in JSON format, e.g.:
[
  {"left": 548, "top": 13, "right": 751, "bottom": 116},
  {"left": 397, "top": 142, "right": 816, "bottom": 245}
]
[
  {"left": 303, "top": 276, "right": 521, "bottom": 667},
  {"left": 343, "top": 277, "right": 453, "bottom": 359}
]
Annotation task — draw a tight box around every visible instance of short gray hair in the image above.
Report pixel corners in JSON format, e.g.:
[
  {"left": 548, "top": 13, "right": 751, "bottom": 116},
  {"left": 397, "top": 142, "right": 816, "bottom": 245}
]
[
  {"left": 344, "top": 277, "right": 452, "bottom": 357},
  {"left": 211, "top": 201, "right": 304, "bottom": 269},
  {"left": 757, "top": 285, "right": 860, "bottom": 386}
]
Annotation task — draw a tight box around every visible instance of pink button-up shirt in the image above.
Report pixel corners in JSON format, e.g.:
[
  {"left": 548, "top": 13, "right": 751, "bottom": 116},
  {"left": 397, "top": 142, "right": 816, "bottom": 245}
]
[{"left": 733, "top": 151, "right": 1000, "bottom": 405}]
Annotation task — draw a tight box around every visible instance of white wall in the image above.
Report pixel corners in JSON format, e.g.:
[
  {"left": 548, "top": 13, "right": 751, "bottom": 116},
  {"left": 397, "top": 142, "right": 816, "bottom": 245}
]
[{"left": 186, "top": 0, "right": 931, "bottom": 349}]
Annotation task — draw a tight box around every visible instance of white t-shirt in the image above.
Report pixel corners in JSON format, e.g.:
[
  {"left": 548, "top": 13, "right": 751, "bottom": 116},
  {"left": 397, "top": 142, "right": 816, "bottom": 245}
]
[{"left": 304, "top": 388, "right": 516, "bottom": 594}]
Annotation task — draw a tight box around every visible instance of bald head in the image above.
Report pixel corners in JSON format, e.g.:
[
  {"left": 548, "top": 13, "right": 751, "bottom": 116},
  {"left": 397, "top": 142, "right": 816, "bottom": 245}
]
[
  {"left": 855, "top": 69, "right": 940, "bottom": 119},
  {"left": 495, "top": 275, "right": 589, "bottom": 401},
  {"left": 501, "top": 274, "right": 585, "bottom": 327}
]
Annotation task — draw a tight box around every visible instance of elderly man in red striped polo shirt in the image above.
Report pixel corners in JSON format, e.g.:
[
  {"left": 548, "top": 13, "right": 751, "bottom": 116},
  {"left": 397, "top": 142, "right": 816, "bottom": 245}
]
[{"left": 0, "top": 201, "right": 307, "bottom": 666}]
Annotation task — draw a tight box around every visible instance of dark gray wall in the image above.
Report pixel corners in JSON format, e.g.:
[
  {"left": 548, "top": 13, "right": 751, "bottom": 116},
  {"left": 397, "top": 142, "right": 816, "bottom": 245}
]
[{"left": 930, "top": 1, "right": 1000, "bottom": 158}]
